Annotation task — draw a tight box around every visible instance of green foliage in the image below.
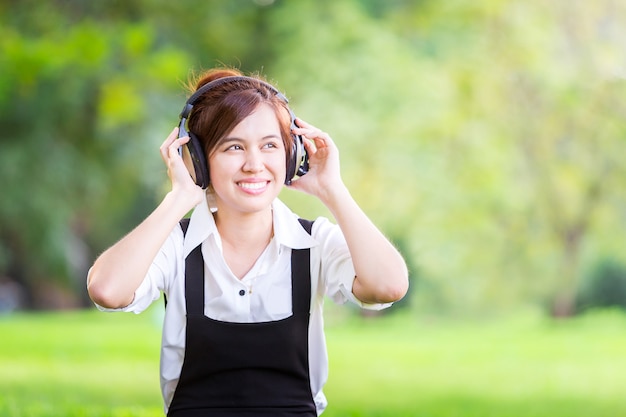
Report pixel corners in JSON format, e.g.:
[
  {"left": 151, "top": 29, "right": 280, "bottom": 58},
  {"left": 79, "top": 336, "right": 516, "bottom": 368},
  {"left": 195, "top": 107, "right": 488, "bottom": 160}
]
[
  {"left": 577, "top": 258, "right": 626, "bottom": 312},
  {"left": 1, "top": 0, "right": 625, "bottom": 312},
  {"left": 0, "top": 1, "right": 190, "bottom": 303},
  {"left": 3, "top": 309, "right": 626, "bottom": 416}
]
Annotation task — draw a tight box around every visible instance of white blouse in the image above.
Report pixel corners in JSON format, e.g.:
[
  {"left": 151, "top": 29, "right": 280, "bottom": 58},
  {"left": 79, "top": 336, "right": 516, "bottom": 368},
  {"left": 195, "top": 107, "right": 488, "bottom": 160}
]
[{"left": 96, "top": 196, "right": 390, "bottom": 415}]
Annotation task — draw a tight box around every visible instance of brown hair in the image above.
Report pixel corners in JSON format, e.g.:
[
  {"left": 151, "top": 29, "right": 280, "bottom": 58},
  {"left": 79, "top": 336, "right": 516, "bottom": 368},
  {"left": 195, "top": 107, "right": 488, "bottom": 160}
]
[{"left": 186, "top": 68, "right": 294, "bottom": 163}]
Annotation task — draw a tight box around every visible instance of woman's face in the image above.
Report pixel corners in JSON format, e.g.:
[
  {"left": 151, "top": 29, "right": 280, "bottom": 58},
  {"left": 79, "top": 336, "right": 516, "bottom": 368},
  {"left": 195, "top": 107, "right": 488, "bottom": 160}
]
[{"left": 208, "top": 103, "right": 287, "bottom": 216}]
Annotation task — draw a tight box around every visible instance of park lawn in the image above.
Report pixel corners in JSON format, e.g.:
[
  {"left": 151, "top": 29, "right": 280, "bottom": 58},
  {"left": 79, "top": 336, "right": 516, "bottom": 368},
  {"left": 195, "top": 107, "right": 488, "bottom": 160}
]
[
  {"left": 323, "top": 308, "right": 626, "bottom": 417},
  {"left": 2, "top": 306, "right": 626, "bottom": 417}
]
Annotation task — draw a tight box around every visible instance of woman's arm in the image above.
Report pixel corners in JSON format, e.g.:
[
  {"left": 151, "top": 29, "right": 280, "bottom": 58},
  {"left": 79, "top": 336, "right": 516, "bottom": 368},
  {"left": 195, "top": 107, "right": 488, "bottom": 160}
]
[
  {"left": 288, "top": 120, "right": 409, "bottom": 304},
  {"left": 321, "top": 185, "right": 409, "bottom": 304},
  {"left": 87, "top": 128, "right": 204, "bottom": 309}
]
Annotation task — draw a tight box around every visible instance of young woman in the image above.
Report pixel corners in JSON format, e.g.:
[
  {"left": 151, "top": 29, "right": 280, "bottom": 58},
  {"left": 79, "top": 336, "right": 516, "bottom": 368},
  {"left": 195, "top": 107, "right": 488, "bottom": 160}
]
[{"left": 87, "top": 67, "right": 408, "bottom": 416}]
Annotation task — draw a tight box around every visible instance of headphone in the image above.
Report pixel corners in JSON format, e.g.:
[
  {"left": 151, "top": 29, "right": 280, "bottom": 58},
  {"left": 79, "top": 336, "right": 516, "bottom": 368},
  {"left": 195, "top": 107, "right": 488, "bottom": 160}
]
[{"left": 177, "top": 76, "right": 309, "bottom": 189}]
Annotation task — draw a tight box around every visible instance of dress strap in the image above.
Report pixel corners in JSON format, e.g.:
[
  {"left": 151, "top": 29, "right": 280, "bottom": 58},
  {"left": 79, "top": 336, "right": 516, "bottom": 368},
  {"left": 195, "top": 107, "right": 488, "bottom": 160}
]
[
  {"left": 184, "top": 245, "right": 205, "bottom": 315},
  {"left": 292, "top": 219, "right": 313, "bottom": 314},
  {"left": 181, "top": 218, "right": 203, "bottom": 315}
]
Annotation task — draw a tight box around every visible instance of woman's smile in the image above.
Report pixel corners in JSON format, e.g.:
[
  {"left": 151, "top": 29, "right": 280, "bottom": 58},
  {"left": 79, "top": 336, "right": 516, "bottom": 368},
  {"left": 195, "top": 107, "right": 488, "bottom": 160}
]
[{"left": 237, "top": 180, "right": 270, "bottom": 193}]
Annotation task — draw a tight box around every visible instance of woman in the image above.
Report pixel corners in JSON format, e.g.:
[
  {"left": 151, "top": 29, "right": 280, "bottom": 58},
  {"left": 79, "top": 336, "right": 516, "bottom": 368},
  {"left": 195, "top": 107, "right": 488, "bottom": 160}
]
[{"left": 87, "top": 67, "right": 408, "bottom": 416}]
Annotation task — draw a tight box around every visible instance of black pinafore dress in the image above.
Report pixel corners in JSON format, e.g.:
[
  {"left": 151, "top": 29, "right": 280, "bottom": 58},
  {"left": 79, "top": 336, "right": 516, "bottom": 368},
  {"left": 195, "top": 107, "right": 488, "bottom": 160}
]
[{"left": 167, "top": 219, "right": 317, "bottom": 417}]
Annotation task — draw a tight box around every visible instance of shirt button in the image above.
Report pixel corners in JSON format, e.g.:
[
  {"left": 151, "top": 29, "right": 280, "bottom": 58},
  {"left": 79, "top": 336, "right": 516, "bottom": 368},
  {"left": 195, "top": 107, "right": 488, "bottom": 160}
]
[{"left": 238, "top": 289, "right": 246, "bottom": 296}]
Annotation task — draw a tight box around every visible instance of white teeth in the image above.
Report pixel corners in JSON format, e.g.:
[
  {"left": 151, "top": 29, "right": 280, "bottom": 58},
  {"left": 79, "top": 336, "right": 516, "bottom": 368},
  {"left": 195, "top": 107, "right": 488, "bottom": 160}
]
[{"left": 238, "top": 182, "right": 266, "bottom": 190}]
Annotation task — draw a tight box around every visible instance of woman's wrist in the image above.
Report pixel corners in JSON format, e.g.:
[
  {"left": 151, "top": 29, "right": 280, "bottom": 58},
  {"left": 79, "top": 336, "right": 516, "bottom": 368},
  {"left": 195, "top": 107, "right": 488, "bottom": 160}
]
[
  {"left": 164, "top": 188, "right": 203, "bottom": 218},
  {"left": 318, "top": 181, "right": 351, "bottom": 214}
]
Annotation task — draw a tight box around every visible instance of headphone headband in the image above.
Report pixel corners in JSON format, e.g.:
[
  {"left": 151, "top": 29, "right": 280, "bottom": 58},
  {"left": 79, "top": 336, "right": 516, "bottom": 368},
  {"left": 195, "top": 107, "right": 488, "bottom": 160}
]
[{"left": 181, "top": 76, "right": 288, "bottom": 119}]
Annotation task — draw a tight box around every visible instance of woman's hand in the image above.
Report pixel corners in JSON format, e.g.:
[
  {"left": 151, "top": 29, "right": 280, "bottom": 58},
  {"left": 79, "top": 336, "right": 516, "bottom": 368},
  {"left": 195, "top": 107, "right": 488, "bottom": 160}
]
[
  {"left": 287, "top": 120, "right": 408, "bottom": 305},
  {"left": 287, "top": 118, "right": 347, "bottom": 204},
  {"left": 87, "top": 128, "right": 207, "bottom": 309},
  {"left": 159, "top": 127, "right": 205, "bottom": 208}
]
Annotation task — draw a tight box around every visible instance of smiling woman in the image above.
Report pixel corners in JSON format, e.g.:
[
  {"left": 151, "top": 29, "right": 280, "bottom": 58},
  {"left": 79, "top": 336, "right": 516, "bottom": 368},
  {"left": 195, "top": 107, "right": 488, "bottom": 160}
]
[
  {"left": 208, "top": 103, "right": 287, "bottom": 216},
  {"left": 86, "top": 66, "right": 409, "bottom": 416}
]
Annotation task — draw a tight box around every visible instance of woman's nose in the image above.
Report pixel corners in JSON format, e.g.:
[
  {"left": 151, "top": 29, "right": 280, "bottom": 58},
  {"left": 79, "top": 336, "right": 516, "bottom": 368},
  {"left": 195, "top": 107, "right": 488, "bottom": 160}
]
[{"left": 242, "top": 149, "right": 264, "bottom": 172}]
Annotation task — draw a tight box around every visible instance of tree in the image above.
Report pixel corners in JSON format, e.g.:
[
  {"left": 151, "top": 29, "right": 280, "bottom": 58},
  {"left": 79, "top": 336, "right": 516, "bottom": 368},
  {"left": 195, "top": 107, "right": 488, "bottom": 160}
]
[
  {"left": 0, "top": 0, "right": 191, "bottom": 307},
  {"left": 376, "top": 0, "right": 626, "bottom": 315}
]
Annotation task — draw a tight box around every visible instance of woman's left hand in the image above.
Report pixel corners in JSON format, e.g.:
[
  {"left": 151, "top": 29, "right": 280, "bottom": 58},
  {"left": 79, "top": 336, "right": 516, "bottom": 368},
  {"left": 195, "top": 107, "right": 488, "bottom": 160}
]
[
  {"left": 287, "top": 118, "right": 346, "bottom": 203},
  {"left": 289, "top": 118, "right": 409, "bottom": 305}
]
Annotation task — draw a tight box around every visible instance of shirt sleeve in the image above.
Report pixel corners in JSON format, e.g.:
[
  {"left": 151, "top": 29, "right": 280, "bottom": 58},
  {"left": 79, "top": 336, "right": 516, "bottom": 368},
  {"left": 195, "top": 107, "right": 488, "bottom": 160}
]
[
  {"left": 311, "top": 217, "right": 392, "bottom": 311},
  {"left": 93, "top": 226, "right": 184, "bottom": 314}
]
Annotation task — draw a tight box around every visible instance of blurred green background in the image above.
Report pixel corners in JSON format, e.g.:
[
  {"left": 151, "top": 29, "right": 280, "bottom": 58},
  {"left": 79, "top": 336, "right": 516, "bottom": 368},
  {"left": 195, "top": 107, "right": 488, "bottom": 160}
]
[
  {"left": 1, "top": 0, "right": 626, "bottom": 415},
  {"left": 1, "top": 0, "right": 625, "bottom": 316}
]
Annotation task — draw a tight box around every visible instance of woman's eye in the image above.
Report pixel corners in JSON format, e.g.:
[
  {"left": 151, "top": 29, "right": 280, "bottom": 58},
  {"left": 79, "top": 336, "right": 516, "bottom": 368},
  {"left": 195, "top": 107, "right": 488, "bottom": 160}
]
[
  {"left": 263, "top": 142, "right": 278, "bottom": 149},
  {"left": 226, "top": 144, "right": 243, "bottom": 151}
]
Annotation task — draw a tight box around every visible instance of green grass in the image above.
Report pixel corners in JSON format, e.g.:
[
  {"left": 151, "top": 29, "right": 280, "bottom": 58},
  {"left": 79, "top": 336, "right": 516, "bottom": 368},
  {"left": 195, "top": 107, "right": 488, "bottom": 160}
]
[
  {"left": 1, "top": 308, "right": 164, "bottom": 417},
  {"left": 2, "top": 307, "right": 626, "bottom": 416}
]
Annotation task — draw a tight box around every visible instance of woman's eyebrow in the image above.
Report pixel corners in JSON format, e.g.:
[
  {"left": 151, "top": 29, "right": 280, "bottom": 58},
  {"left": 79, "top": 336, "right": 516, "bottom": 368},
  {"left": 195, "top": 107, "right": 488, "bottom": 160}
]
[
  {"left": 217, "top": 137, "right": 242, "bottom": 147},
  {"left": 219, "top": 134, "right": 281, "bottom": 145}
]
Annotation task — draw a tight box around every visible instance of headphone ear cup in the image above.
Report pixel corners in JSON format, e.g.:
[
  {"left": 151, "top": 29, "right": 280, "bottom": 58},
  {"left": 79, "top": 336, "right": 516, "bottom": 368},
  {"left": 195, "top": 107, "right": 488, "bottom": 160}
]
[
  {"left": 285, "top": 132, "right": 308, "bottom": 185},
  {"left": 284, "top": 111, "right": 309, "bottom": 185},
  {"left": 285, "top": 134, "right": 298, "bottom": 185},
  {"left": 295, "top": 133, "right": 309, "bottom": 177},
  {"left": 184, "top": 132, "right": 210, "bottom": 189}
]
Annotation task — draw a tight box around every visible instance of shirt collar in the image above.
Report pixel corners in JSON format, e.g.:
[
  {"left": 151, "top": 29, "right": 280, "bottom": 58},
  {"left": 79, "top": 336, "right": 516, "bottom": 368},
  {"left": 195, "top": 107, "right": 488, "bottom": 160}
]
[
  {"left": 183, "top": 197, "right": 318, "bottom": 258},
  {"left": 183, "top": 196, "right": 218, "bottom": 258},
  {"left": 271, "top": 198, "right": 318, "bottom": 250}
]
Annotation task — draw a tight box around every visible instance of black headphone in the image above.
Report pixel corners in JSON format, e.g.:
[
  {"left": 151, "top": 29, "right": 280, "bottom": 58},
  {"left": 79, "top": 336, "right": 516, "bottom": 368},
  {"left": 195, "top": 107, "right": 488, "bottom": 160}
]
[{"left": 177, "top": 76, "right": 309, "bottom": 189}]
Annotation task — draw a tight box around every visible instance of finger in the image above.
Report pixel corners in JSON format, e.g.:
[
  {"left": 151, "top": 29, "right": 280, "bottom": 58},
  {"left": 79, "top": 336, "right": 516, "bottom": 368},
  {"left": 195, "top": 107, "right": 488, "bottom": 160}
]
[
  {"left": 167, "top": 136, "right": 190, "bottom": 164},
  {"left": 302, "top": 137, "right": 317, "bottom": 154},
  {"left": 294, "top": 127, "right": 323, "bottom": 140},
  {"left": 309, "top": 132, "right": 332, "bottom": 148},
  {"left": 160, "top": 127, "right": 179, "bottom": 160},
  {"left": 293, "top": 118, "right": 323, "bottom": 134},
  {"left": 294, "top": 117, "right": 311, "bottom": 128},
  {"left": 163, "top": 127, "right": 179, "bottom": 146},
  {"left": 292, "top": 119, "right": 333, "bottom": 146}
]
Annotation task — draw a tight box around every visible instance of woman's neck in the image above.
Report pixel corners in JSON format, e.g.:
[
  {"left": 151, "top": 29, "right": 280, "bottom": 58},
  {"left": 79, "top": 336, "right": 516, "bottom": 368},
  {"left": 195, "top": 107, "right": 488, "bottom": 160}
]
[
  {"left": 214, "top": 207, "right": 273, "bottom": 248},
  {"left": 214, "top": 208, "right": 274, "bottom": 279}
]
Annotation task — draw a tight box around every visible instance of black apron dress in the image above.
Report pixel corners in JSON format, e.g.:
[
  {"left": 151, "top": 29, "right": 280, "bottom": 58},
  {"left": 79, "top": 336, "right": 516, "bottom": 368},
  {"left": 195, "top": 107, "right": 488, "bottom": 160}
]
[{"left": 167, "top": 219, "right": 317, "bottom": 417}]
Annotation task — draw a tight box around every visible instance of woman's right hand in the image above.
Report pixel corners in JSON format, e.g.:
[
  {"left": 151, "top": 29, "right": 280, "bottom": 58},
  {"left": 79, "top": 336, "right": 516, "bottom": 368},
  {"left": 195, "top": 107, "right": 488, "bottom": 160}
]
[
  {"left": 87, "top": 127, "right": 206, "bottom": 309},
  {"left": 159, "top": 127, "right": 205, "bottom": 208}
]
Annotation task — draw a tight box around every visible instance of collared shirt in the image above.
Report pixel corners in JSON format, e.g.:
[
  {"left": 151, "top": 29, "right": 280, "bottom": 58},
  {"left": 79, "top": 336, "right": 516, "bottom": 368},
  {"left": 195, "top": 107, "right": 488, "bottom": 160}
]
[{"left": 96, "top": 196, "right": 390, "bottom": 415}]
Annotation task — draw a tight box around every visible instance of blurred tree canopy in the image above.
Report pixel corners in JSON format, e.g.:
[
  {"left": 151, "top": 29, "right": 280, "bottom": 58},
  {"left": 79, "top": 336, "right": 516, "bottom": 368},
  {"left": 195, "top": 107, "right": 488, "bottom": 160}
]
[{"left": 0, "top": 0, "right": 625, "bottom": 315}]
